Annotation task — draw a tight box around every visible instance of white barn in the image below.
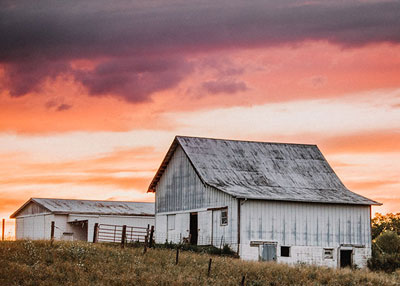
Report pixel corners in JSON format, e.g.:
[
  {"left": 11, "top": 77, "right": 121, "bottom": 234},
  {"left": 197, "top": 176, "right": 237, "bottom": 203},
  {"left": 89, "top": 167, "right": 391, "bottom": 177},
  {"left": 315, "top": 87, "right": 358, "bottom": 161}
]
[
  {"left": 11, "top": 198, "right": 154, "bottom": 242},
  {"left": 148, "top": 136, "right": 380, "bottom": 268}
]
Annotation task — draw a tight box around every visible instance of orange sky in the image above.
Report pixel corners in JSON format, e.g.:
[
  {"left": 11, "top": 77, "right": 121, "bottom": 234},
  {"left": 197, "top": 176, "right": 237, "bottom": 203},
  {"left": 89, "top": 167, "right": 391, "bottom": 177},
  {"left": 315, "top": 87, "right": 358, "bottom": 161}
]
[{"left": 1, "top": 1, "right": 400, "bottom": 239}]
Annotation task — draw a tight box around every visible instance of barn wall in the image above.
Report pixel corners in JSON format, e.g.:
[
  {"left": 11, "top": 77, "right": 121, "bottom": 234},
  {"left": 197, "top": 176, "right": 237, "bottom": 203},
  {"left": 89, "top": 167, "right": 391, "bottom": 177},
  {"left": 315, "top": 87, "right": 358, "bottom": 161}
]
[
  {"left": 155, "top": 146, "right": 238, "bottom": 247},
  {"left": 240, "top": 200, "right": 371, "bottom": 268}
]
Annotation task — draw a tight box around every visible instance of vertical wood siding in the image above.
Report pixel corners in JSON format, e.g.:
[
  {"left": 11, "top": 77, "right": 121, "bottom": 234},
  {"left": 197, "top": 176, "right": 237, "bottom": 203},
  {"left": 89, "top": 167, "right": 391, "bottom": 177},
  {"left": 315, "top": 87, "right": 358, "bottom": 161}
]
[
  {"left": 155, "top": 146, "right": 238, "bottom": 246},
  {"left": 156, "top": 146, "right": 236, "bottom": 213},
  {"left": 241, "top": 200, "right": 371, "bottom": 247},
  {"left": 240, "top": 200, "right": 371, "bottom": 266}
]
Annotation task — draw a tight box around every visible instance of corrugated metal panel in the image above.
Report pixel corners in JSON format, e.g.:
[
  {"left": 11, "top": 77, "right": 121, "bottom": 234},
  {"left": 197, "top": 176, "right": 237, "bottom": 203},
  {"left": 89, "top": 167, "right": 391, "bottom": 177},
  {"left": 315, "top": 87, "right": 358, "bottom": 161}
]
[
  {"left": 241, "top": 200, "right": 371, "bottom": 248},
  {"left": 12, "top": 198, "right": 154, "bottom": 218},
  {"left": 149, "top": 136, "right": 379, "bottom": 205},
  {"left": 177, "top": 136, "right": 378, "bottom": 205}
]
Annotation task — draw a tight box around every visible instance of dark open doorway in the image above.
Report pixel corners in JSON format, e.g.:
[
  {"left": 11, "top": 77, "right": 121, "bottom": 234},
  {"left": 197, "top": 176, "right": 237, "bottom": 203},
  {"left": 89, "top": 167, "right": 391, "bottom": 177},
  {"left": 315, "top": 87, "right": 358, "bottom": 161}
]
[
  {"left": 190, "top": 213, "right": 198, "bottom": 245},
  {"left": 340, "top": 249, "right": 352, "bottom": 268},
  {"left": 68, "top": 220, "right": 88, "bottom": 241}
]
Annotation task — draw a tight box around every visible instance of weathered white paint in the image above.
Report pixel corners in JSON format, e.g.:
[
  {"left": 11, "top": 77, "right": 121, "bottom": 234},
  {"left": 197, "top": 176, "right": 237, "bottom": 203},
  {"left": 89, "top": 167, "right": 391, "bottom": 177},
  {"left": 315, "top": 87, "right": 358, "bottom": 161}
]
[
  {"left": 151, "top": 136, "right": 377, "bottom": 268},
  {"left": 240, "top": 200, "right": 371, "bottom": 267},
  {"left": 15, "top": 213, "right": 66, "bottom": 240},
  {"left": 155, "top": 146, "right": 238, "bottom": 248},
  {"left": 15, "top": 213, "right": 154, "bottom": 241},
  {"left": 15, "top": 212, "right": 154, "bottom": 241}
]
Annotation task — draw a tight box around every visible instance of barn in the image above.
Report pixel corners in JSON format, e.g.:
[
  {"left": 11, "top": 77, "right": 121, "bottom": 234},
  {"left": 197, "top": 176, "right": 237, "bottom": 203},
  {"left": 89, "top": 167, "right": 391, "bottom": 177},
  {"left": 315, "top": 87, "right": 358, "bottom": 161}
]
[
  {"left": 148, "top": 136, "right": 380, "bottom": 268},
  {"left": 11, "top": 198, "right": 154, "bottom": 242}
]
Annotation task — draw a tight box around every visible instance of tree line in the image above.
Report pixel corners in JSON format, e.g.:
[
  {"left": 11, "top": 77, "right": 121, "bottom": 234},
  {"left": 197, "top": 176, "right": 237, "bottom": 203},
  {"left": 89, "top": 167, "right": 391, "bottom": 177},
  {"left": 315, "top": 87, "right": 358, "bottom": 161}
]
[{"left": 369, "top": 213, "right": 400, "bottom": 272}]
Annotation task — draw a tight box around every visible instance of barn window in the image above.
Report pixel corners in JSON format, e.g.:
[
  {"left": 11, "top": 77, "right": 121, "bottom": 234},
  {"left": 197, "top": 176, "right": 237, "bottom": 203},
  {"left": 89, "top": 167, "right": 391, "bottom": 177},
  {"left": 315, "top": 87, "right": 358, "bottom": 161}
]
[
  {"left": 281, "top": 246, "right": 290, "bottom": 257},
  {"left": 168, "top": 214, "right": 175, "bottom": 230},
  {"left": 324, "top": 248, "right": 334, "bottom": 259},
  {"left": 221, "top": 209, "right": 228, "bottom": 225}
]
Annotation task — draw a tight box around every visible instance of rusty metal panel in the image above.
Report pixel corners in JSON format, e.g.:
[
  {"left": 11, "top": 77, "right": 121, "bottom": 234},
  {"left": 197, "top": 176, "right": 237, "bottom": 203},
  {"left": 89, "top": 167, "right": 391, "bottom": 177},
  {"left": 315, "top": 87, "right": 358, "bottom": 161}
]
[
  {"left": 12, "top": 198, "right": 154, "bottom": 218},
  {"left": 241, "top": 200, "right": 371, "bottom": 248}
]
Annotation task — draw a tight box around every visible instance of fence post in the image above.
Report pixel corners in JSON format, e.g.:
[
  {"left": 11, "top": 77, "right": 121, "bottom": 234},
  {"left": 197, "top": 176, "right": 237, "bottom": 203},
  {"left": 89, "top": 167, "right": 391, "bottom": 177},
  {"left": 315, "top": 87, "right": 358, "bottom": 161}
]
[
  {"left": 121, "top": 225, "right": 127, "bottom": 248},
  {"left": 241, "top": 275, "right": 246, "bottom": 286},
  {"left": 149, "top": 225, "right": 154, "bottom": 248},
  {"left": 143, "top": 235, "right": 148, "bottom": 253},
  {"left": 50, "top": 221, "right": 55, "bottom": 245},
  {"left": 93, "top": 223, "right": 99, "bottom": 243},
  {"left": 207, "top": 258, "right": 212, "bottom": 277},
  {"left": 2, "top": 219, "right": 5, "bottom": 241},
  {"left": 175, "top": 248, "right": 179, "bottom": 265}
]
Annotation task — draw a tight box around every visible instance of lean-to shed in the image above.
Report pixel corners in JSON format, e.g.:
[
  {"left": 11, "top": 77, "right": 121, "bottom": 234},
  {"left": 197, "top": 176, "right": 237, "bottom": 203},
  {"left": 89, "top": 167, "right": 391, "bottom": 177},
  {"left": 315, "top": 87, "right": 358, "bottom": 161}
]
[
  {"left": 148, "top": 136, "right": 381, "bottom": 268},
  {"left": 11, "top": 198, "right": 154, "bottom": 242}
]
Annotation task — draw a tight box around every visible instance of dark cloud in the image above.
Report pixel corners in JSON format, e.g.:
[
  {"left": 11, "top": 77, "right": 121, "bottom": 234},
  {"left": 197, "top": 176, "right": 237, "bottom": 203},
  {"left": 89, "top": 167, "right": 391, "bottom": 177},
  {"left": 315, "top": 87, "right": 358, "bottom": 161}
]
[
  {"left": 56, "top": 104, "right": 72, "bottom": 112},
  {"left": 0, "top": 0, "right": 399, "bottom": 99},
  {"left": 202, "top": 80, "right": 249, "bottom": 94},
  {"left": 4, "top": 60, "right": 70, "bottom": 97},
  {"left": 73, "top": 57, "right": 193, "bottom": 102},
  {"left": 45, "top": 99, "right": 72, "bottom": 111}
]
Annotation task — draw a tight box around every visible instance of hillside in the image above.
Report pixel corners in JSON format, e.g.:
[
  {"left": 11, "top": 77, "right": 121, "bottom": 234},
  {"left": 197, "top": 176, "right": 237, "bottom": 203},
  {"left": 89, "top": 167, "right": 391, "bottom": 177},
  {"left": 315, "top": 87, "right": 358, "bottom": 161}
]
[{"left": 0, "top": 241, "right": 399, "bottom": 286}]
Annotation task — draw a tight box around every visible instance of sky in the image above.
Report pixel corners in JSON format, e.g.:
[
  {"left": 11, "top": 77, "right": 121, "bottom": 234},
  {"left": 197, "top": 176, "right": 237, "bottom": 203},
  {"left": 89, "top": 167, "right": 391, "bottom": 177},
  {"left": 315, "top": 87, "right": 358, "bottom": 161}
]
[{"left": 1, "top": 0, "right": 400, "bottom": 238}]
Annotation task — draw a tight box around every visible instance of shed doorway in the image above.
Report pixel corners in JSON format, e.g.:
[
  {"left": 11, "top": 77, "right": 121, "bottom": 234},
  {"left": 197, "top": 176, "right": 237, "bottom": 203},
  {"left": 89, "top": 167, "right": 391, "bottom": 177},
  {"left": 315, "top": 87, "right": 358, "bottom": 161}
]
[
  {"left": 340, "top": 249, "right": 353, "bottom": 268},
  {"left": 190, "top": 213, "right": 198, "bottom": 245},
  {"left": 68, "top": 220, "right": 88, "bottom": 241}
]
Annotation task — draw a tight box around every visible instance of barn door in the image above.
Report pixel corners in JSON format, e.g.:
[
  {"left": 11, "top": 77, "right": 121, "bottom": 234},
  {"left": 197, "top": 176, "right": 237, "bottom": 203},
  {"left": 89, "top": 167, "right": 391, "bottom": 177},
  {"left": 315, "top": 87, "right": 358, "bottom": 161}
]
[
  {"left": 260, "top": 243, "right": 277, "bottom": 261},
  {"left": 340, "top": 249, "right": 353, "bottom": 268},
  {"left": 190, "top": 213, "right": 198, "bottom": 245}
]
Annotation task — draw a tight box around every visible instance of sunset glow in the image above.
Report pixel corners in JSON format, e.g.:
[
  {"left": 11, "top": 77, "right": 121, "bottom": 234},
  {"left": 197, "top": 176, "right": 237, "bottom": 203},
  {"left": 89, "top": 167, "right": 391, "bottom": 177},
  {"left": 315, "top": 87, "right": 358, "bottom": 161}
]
[{"left": 1, "top": 0, "right": 399, "bottom": 238}]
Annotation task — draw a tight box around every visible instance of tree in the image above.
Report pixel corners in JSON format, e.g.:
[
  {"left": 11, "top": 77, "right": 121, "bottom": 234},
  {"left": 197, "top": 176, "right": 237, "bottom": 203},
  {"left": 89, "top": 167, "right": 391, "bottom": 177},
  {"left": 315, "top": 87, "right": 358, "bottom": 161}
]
[
  {"left": 368, "top": 231, "right": 400, "bottom": 272},
  {"left": 371, "top": 213, "right": 400, "bottom": 240},
  {"left": 375, "top": 231, "right": 400, "bottom": 254}
]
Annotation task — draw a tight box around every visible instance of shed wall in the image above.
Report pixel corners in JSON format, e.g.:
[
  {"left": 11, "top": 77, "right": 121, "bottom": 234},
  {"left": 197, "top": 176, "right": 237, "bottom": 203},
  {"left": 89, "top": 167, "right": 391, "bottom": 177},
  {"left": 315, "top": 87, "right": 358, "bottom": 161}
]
[
  {"left": 16, "top": 213, "right": 154, "bottom": 242},
  {"left": 155, "top": 146, "right": 238, "bottom": 247},
  {"left": 15, "top": 214, "right": 68, "bottom": 240}
]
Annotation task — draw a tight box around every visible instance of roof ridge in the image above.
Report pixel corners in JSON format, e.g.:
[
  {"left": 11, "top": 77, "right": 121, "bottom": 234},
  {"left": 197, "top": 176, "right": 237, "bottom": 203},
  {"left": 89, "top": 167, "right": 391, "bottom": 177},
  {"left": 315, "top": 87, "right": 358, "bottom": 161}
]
[
  {"left": 175, "top": 135, "right": 318, "bottom": 147},
  {"left": 33, "top": 198, "right": 154, "bottom": 204}
]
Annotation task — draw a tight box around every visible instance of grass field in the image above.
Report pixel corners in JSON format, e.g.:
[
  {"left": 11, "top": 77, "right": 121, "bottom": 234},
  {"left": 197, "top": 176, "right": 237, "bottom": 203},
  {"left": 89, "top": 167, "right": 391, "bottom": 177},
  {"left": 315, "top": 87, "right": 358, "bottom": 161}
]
[{"left": 1, "top": 240, "right": 399, "bottom": 286}]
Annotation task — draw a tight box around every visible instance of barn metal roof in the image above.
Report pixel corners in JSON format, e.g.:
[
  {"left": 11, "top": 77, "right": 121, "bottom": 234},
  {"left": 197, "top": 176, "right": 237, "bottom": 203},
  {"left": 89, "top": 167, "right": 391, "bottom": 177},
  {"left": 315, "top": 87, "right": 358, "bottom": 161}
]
[
  {"left": 148, "top": 136, "right": 380, "bottom": 206},
  {"left": 11, "top": 198, "right": 155, "bottom": 218}
]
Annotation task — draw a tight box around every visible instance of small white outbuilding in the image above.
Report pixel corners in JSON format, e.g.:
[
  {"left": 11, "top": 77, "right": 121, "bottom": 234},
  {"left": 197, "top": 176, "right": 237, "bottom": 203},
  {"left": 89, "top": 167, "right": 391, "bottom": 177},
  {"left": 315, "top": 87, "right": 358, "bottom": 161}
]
[
  {"left": 148, "top": 136, "right": 381, "bottom": 268},
  {"left": 11, "top": 198, "right": 154, "bottom": 242}
]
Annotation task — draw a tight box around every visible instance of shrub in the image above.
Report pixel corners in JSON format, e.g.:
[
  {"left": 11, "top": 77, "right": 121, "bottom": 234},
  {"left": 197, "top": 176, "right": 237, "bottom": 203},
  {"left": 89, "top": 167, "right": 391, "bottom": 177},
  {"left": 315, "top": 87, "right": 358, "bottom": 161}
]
[
  {"left": 368, "top": 231, "right": 400, "bottom": 273},
  {"left": 375, "top": 231, "right": 400, "bottom": 254}
]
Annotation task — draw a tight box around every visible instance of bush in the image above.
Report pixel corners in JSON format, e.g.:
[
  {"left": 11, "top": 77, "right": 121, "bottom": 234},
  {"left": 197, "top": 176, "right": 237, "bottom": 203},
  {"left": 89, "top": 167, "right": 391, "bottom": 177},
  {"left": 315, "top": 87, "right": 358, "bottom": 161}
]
[
  {"left": 368, "top": 231, "right": 400, "bottom": 273},
  {"left": 376, "top": 231, "right": 400, "bottom": 254},
  {"left": 156, "top": 241, "right": 237, "bottom": 257}
]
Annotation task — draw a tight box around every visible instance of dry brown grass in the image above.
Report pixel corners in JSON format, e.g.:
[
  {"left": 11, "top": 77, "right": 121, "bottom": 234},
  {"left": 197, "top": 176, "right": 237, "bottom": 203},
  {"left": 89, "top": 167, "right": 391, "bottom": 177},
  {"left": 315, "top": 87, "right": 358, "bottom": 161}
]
[{"left": 1, "top": 240, "right": 400, "bottom": 286}]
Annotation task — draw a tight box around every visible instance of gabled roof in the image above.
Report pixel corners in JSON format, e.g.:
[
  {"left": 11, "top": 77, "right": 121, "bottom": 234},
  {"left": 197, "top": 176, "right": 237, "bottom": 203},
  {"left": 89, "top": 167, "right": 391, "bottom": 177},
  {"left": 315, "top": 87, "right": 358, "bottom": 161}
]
[
  {"left": 148, "top": 136, "right": 380, "bottom": 206},
  {"left": 10, "top": 198, "right": 155, "bottom": 218}
]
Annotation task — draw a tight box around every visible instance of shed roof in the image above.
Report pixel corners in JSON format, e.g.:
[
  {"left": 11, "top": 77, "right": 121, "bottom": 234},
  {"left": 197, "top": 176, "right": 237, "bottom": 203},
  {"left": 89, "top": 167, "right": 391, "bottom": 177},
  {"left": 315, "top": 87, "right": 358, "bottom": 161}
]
[
  {"left": 10, "top": 198, "right": 155, "bottom": 218},
  {"left": 148, "top": 136, "right": 380, "bottom": 206}
]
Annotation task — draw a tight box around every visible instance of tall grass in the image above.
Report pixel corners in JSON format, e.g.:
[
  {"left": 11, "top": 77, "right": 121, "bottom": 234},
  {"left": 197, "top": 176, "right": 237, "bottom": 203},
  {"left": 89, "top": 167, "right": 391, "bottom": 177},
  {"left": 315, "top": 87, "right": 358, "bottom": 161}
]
[{"left": 1, "top": 240, "right": 399, "bottom": 286}]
